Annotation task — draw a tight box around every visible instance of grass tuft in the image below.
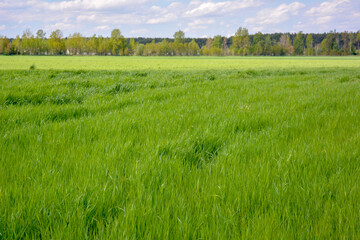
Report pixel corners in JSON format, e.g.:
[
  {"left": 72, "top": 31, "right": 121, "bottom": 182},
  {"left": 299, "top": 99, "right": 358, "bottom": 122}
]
[
  {"left": 183, "top": 136, "right": 223, "bottom": 168},
  {"left": 29, "top": 64, "right": 36, "bottom": 70},
  {"left": 108, "top": 82, "right": 136, "bottom": 94}
]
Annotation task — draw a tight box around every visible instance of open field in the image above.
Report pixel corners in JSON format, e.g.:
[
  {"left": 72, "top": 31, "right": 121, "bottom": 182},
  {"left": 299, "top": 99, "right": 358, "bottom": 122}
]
[
  {"left": 1, "top": 56, "right": 360, "bottom": 239},
  {"left": 1, "top": 55, "right": 360, "bottom": 70}
]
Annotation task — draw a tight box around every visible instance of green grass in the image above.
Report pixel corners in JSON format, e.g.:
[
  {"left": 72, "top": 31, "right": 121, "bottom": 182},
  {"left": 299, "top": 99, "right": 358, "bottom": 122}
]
[
  {"left": 1, "top": 56, "right": 360, "bottom": 239},
  {"left": 1, "top": 55, "right": 360, "bottom": 71}
]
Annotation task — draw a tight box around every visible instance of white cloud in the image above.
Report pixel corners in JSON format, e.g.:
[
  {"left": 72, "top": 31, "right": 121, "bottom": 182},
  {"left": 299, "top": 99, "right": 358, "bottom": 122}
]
[
  {"left": 293, "top": 21, "right": 305, "bottom": 30},
  {"left": 184, "top": 0, "right": 262, "bottom": 17},
  {"left": 189, "top": 19, "right": 215, "bottom": 28},
  {"left": 1, "top": 0, "right": 359, "bottom": 37},
  {"left": 306, "top": 0, "right": 349, "bottom": 16},
  {"left": 0, "top": 0, "right": 148, "bottom": 13},
  {"left": 94, "top": 25, "right": 110, "bottom": 31},
  {"left": 185, "top": 19, "right": 215, "bottom": 32},
  {"left": 299, "top": 0, "right": 360, "bottom": 32},
  {"left": 353, "top": 12, "right": 360, "bottom": 18},
  {"left": 245, "top": 2, "right": 305, "bottom": 25},
  {"left": 147, "top": 13, "right": 178, "bottom": 24},
  {"left": 130, "top": 28, "right": 150, "bottom": 34},
  {"left": 76, "top": 13, "right": 141, "bottom": 25},
  {"left": 0, "top": 0, "right": 34, "bottom": 8},
  {"left": 317, "top": 16, "right": 333, "bottom": 24},
  {"left": 168, "top": 2, "right": 182, "bottom": 9},
  {"left": 42, "top": 0, "right": 148, "bottom": 11},
  {"left": 252, "top": 26, "right": 264, "bottom": 32},
  {"left": 305, "top": 0, "right": 350, "bottom": 25},
  {"left": 43, "top": 22, "right": 74, "bottom": 32},
  {"left": 145, "top": 3, "right": 187, "bottom": 24}
]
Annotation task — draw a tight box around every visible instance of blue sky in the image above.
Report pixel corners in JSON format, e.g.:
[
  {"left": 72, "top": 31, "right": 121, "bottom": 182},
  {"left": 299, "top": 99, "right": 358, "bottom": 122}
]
[{"left": 0, "top": 0, "right": 359, "bottom": 38}]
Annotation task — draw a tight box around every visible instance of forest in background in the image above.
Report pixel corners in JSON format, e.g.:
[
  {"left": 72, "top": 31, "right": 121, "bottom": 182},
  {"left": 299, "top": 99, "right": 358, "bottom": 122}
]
[{"left": 1, "top": 28, "right": 360, "bottom": 56}]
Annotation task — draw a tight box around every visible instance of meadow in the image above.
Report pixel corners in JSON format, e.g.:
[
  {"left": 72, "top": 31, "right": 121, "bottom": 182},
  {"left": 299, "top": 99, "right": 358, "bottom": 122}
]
[{"left": 1, "top": 56, "right": 360, "bottom": 239}]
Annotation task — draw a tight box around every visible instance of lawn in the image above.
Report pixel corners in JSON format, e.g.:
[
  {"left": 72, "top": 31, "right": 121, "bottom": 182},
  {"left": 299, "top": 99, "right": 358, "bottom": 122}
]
[{"left": 1, "top": 56, "right": 360, "bottom": 239}]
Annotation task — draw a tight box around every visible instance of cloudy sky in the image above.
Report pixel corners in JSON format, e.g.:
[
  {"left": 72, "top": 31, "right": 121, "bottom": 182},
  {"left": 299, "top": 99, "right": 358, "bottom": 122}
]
[{"left": 0, "top": 0, "right": 359, "bottom": 38}]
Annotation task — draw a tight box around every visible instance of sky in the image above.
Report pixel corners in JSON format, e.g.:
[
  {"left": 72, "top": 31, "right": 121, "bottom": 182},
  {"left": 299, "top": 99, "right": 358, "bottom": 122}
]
[{"left": 0, "top": 0, "right": 359, "bottom": 38}]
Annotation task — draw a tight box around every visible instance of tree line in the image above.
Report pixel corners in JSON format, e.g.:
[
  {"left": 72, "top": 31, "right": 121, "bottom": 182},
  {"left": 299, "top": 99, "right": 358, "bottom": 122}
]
[{"left": 1, "top": 28, "right": 360, "bottom": 56}]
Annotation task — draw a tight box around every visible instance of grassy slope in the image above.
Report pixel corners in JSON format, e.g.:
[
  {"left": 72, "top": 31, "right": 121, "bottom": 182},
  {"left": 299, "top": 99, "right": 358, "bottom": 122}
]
[{"left": 1, "top": 56, "right": 360, "bottom": 239}]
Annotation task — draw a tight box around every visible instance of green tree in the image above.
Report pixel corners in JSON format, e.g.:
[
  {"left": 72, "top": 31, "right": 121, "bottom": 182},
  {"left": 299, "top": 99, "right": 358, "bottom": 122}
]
[
  {"left": 188, "top": 39, "right": 200, "bottom": 55},
  {"left": 97, "top": 36, "right": 105, "bottom": 55},
  {"left": 222, "top": 37, "right": 228, "bottom": 55},
  {"left": 144, "top": 40, "right": 157, "bottom": 56},
  {"left": 293, "top": 31, "right": 304, "bottom": 55},
  {"left": 211, "top": 35, "right": 223, "bottom": 55},
  {"left": 341, "top": 31, "right": 349, "bottom": 53},
  {"left": 200, "top": 38, "right": 212, "bottom": 56},
  {"left": 128, "top": 38, "right": 136, "bottom": 55},
  {"left": 35, "top": 29, "right": 47, "bottom": 55},
  {"left": 314, "top": 43, "right": 322, "bottom": 56},
  {"left": 320, "top": 38, "right": 328, "bottom": 55},
  {"left": 49, "top": 29, "right": 65, "bottom": 55},
  {"left": 251, "top": 32, "right": 264, "bottom": 55},
  {"left": 11, "top": 36, "right": 21, "bottom": 55},
  {"left": 21, "top": 29, "right": 35, "bottom": 55},
  {"left": 173, "top": 30, "right": 185, "bottom": 55},
  {"left": 305, "top": 34, "right": 313, "bottom": 56},
  {"left": 264, "top": 35, "right": 272, "bottom": 55},
  {"left": 279, "top": 34, "right": 291, "bottom": 55},
  {"left": 136, "top": 44, "right": 145, "bottom": 56},
  {"left": 212, "top": 35, "right": 222, "bottom": 49},
  {"left": 98, "top": 36, "right": 110, "bottom": 55},
  {"left": 232, "top": 27, "right": 250, "bottom": 55},
  {"left": 67, "top": 32, "right": 86, "bottom": 55},
  {"left": 253, "top": 32, "right": 264, "bottom": 45},
  {"left": 86, "top": 34, "right": 98, "bottom": 55},
  {"left": 0, "top": 36, "right": 11, "bottom": 55},
  {"left": 174, "top": 30, "right": 185, "bottom": 44},
  {"left": 156, "top": 39, "right": 170, "bottom": 56},
  {"left": 110, "top": 29, "right": 126, "bottom": 55},
  {"left": 36, "top": 29, "right": 46, "bottom": 39},
  {"left": 271, "top": 44, "right": 283, "bottom": 56},
  {"left": 322, "top": 32, "right": 338, "bottom": 55},
  {"left": 349, "top": 32, "right": 355, "bottom": 54},
  {"left": 356, "top": 31, "right": 360, "bottom": 50}
]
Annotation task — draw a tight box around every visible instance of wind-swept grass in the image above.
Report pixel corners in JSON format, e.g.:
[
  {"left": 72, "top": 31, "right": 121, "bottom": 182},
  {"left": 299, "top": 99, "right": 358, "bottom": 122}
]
[{"left": 1, "top": 57, "right": 360, "bottom": 239}]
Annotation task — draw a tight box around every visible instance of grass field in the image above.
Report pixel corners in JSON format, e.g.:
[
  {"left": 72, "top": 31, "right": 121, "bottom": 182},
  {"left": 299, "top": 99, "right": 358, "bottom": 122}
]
[{"left": 1, "top": 56, "right": 360, "bottom": 239}]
